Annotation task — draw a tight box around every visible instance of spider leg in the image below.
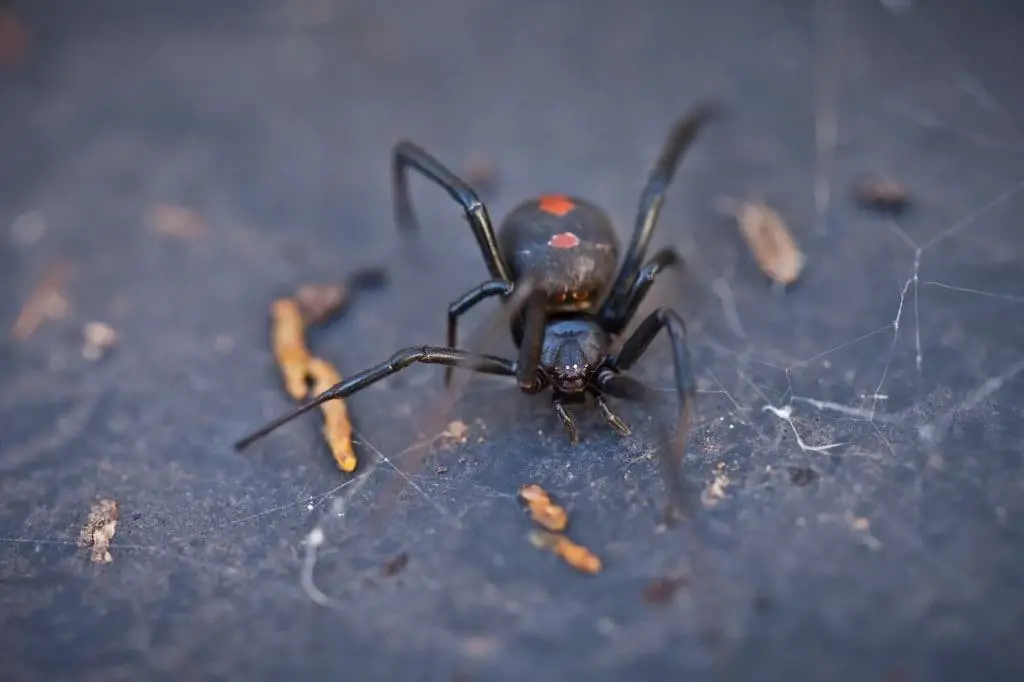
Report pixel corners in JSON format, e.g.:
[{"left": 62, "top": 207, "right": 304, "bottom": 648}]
[
  {"left": 445, "top": 279, "right": 515, "bottom": 386},
  {"left": 599, "top": 246, "right": 682, "bottom": 335},
  {"left": 392, "top": 140, "right": 513, "bottom": 282},
  {"left": 599, "top": 104, "right": 716, "bottom": 322},
  {"left": 553, "top": 394, "right": 579, "bottom": 444},
  {"left": 234, "top": 346, "right": 515, "bottom": 450},
  {"left": 611, "top": 308, "right": 697, "bottom": 511},
  {"left": 515, "top": 287, "right": 549, "bottom": 392}
]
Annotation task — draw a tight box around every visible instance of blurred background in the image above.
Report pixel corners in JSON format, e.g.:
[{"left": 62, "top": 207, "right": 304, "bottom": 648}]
[{"left": 2, "top": 1, "right": 1023, "bottom": 680}]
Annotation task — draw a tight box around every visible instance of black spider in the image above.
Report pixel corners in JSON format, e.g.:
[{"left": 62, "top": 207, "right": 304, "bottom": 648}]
[{"left": 235, "top": 103, "right": 717, "bottom": 484}]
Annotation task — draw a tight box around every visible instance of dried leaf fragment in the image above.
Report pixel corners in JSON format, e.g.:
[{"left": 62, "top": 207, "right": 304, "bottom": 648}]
[
  {"left": 78, "top": 499, "right": 119, "bottom": 564},
  {"left": 11, "top": 261, "right": 72, "bottom": 340},
  {"left": 307, "top": 356, "right": 356, "bottom": 472},
  {"left": 270, "top": 298, "right": 312, "bottom": 400},
  {"left": 518, "top": 483, "right": 568, "bottom": 532},
  {"left": 82, "top": 321, "right": 118, "bottom": 361},
  {"left": 146, "top": 203, "right": 207, "bottom": 240},
  {"left": 528, "top": 530, "right": 602, "bottom": 574},
  {"left": 719, "top": 198, "right": 804, "bottom": 285}
]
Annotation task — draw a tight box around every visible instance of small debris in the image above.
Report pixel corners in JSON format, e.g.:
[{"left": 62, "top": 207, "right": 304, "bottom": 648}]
[
  {"left": 518, "top": 483, "right": 568, "bottom": 532},
  {"left": 11, "top": 261, "right": 72, "bottom": 340},
  {"left": 854, "top": 177, "right": 910, "bottom": 215},
  {"left": 435, "top": 465, "right": 448, "bottom": 474},
  {"left": 270, "top": 298, "right": 312, "bottom": 400},
  {"left": 441, "top": 420, "right": 469, "bottom": 445},
  {"left": 464, "top": 154, "right": 499, "bottom": 194},
  {"left": 0, "top": 9, "right": 28, "bottom": 69},
  {"left": 294, "top": 283, "right": 349, "bottom": 326},
  {"left": 643, "top": 574, "right": 690, "bottom": 605},
  {"left": 78, "top": 499, "right": 119, "bottom": 564},
  {"left": 850, "top": 516, "right": 871, "bottom": 532},
  {"left": 528, "top": 530, "right": 602, "bottom": 575},
  {"left": 380, "top": 551, "right": 409, "bottom": 577},
  {"left": 10, "top": 210, "right": 46, "bottom": 246},
  {"left": 701, "top": 471, "right": 731, "bottom": 507},
  {"left": 82, "top": 321, "right": 118, "bottom": 361},
  {"left": 788, "top": 466, "right": 819, "bottom": 486},
  {"left": 307, "top": 357, "right": 357, "bottom": 473},
  {"left": 718, "top": 197, "right": 804, "bottom": 285},
  {"left": 146, "top": 203, "right": 207, "bottom": 240}
]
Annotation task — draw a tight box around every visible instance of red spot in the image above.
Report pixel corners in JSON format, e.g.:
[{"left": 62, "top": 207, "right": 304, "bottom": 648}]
[
  {"left": 549, "top": 232, "right": 580, "bottom": 249},
  {"left": 538, "top": 195, "right": 575, "bottom": 217}
]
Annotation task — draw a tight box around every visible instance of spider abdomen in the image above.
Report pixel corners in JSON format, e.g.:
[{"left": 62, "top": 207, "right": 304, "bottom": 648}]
[{"left": 497, "top": 195, "right": 620, "bottom": 311}]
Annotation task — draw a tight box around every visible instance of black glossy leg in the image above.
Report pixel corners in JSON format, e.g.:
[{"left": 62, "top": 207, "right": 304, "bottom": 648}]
[
  {"left": 445, "top": 279, "right": 515, "bottom": 385},
  {"left": 613, "top": 307, "right": 697, "bottom": 458},
  {"left": 600, "top": 104, "right": 716, "bottom": 320},
  {"left": 234, "top": 346, "right": 516, "bottom": 450},
  {"left": 600, "top": 247, "right": 682, "bottom": 335},
  {"left": 392, "top": 140, "right": 513, "bottom": 282},
  {"left": 516, "top": 288, "right": 548, "bottom": 392},
  {"left": 553, "top": 396, "right": 579, "bottom": 444},
  {"left": 595, "top": 367, "right": 650, "bottom": 402}
]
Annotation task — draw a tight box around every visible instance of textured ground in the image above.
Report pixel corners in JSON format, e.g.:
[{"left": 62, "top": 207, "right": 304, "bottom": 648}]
[{"left": 2, "top": 1, "right": 1024, "bottom": 681}]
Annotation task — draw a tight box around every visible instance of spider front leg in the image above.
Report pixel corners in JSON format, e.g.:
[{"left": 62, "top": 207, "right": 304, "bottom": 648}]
[
  {"left": 600, "top": 103, "right": 717, "bottom": 318},
  {"left": 234, "top": 346, "right": 516, "bottom": 450},
  {"left": 445, "top": 279, "right": 514, "bottom": 385},
  {"left": 612, "top": 307, "right": 697, "bottom": 463},
  {"left": 599, "top": 246, "right": 682, "bottom": 335},
  {"left": 392, "top": 140, "right": 513, "bottom": 282}
]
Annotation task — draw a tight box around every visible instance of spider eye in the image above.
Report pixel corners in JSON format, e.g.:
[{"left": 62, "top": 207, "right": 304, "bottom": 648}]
[
  {"left": 572, "top": 290, "right": 589, "bottom": 301},
  {"left": 553, "top": 291, "right": 568, "bottom": 304}
]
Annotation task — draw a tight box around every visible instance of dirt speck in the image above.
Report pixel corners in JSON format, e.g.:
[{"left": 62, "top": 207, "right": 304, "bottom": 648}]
[
  {"left": 464, "top": 154, "right": 498, "bottom": 194},
  {"left": 643, "top": 574, "right": 689, "bottom": 604},
  {"left": 78, "top": 499, "right": 120, "bottom": 564},
  {"left": 788, "top": 466, "right": 819, "bottom": 486},
  {"left": 442, "top": 420, "right": 469, "bottom": 444},
  {"left": 82, "top": 322, "right": 118, "bottom": 361},
  {"left": 146, "top": 203, "right": 207, "bottom": 240},
  {"left": 701, "top": 471, "right": 731, "bottom": 507},
  {"left": 380, "top": 551, "right": 409, "bottom": 577},
  {"left": 294, "top": 283, "right": 348, "bottom": 326},
  {"left": 854, "top": 177, "right": 910, "bottom": 215}
]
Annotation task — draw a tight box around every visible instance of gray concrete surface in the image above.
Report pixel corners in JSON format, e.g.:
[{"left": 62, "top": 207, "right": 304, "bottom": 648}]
[{"left": 2, "top": 1, "right": 1024, "bottom": 680}]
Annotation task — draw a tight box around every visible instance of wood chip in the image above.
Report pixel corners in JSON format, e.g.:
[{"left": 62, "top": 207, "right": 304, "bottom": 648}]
[
  {"left": 146, "top": 203, "right": 207, "bottom": 240},
  {"left": 719, "top": 198, "right": 804, "bottom": 285},
  {"left": 854, "top": 178, "right": 910, "bottom": 215},
  {"left": 270, "top": 298, "right": 312, "bottom": 400},
  {"left": 78, "top": 499, "right": 119, "bottom": 564},
  {"left": 82, "top": 321, "right": 118, "bottom": 361},
  {"left": 528, "top": 530, "right": 602, "bottom": 574},
  {"left": 11, "top": 261, "right": 72, "bottom": 340},
  {"left": 518, "top": 483, "right": 568, "bottom": 532},
  {"left": 307, "top": 356, "right": 356, "bottom": 472}
]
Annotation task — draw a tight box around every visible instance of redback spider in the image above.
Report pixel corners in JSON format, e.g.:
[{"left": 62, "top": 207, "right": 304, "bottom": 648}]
[{"left": 235, "top": 103, "right": 717, "bottom": 484}]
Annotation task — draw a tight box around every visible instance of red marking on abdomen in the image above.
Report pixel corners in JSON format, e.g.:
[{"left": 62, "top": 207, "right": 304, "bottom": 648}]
[
  {"left": 538, "top": 195, "right": 576, "bottom": 217},
  {"left": 549, "top": 232, "right": 580, "bottom": 249}
]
